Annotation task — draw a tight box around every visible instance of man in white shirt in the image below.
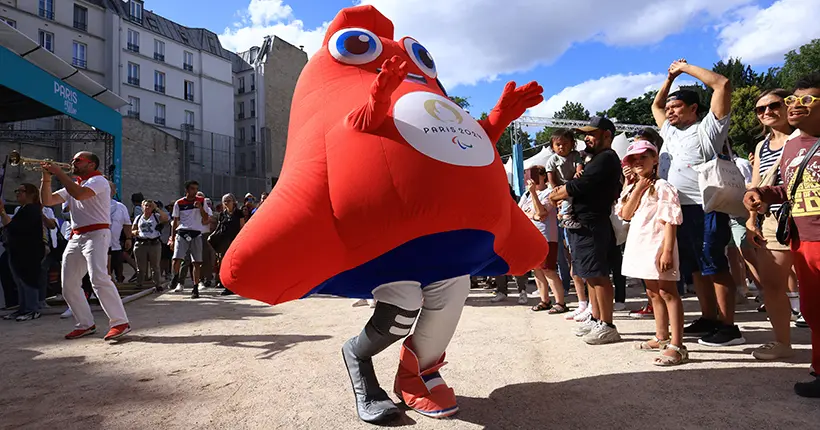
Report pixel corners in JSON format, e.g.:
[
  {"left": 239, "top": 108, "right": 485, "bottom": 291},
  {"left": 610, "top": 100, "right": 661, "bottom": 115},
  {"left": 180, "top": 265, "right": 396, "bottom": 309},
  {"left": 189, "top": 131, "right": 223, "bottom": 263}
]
[
  {"left": 169, "top": 180, "right": 212, "bottom": 298},
  {"left": 39, "top": 151, "right": 131, "bottom": 341},
  {"left": 652, "top": 59, "right": 742, "bottom": 348}
]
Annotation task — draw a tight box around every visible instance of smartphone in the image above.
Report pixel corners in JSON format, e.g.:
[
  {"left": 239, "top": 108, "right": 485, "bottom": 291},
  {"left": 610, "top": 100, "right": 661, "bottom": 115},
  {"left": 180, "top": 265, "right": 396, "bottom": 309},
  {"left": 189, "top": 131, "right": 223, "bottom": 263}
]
[{"left": 195, "top": 196, "right": 205, "bottom": 204}]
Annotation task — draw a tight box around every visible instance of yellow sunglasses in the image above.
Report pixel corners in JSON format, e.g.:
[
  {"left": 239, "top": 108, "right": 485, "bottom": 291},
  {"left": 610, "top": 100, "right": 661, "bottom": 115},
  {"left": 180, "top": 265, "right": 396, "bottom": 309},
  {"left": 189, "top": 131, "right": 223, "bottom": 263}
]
[{"left": 784, "top": 95, "right": 820, "bottom": 107}]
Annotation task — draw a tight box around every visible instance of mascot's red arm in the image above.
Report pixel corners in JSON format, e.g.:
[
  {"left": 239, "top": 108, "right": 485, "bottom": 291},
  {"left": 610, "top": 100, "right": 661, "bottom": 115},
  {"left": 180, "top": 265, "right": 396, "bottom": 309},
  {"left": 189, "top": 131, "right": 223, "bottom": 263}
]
[
  {"left": 478, "top": 81, "right": 545, "bottom": 144},
  {"left": 346, "top": 56, "right": 409, "bottom": 132}
]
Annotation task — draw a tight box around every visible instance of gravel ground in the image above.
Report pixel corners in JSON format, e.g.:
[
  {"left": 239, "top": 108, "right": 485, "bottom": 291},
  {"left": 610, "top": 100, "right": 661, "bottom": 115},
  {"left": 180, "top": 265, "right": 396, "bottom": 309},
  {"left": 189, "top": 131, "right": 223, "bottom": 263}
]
[{"left": 1, "top": 284, "right": 818, "bottom": 430}]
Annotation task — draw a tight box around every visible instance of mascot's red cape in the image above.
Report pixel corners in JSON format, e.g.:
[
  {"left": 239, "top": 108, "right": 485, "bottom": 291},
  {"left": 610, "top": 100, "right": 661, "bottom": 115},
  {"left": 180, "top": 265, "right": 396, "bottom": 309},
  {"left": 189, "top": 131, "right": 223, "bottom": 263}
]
[{"left": 220, "top": 5, "right": 548, "bottom": 304}]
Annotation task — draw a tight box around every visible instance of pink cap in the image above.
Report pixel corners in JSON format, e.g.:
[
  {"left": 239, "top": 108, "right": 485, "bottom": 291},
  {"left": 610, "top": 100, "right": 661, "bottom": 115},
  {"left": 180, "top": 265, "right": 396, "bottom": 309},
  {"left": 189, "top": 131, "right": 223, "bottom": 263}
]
[{"left": 622, "top": 140, "right": 658, "bottom": 166}]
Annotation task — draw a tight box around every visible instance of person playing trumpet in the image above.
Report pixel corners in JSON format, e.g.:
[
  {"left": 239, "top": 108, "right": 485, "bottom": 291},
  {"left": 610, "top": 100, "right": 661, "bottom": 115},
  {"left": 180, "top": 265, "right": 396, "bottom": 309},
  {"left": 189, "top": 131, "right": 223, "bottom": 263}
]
[{"left": 39, "top": 151, "right": 131, "bottom": 341}]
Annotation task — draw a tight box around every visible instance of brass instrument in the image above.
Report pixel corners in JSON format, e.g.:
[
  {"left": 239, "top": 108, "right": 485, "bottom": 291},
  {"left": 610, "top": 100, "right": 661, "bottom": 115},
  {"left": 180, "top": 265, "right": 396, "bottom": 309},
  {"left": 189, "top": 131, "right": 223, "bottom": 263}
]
[{"left": 8, "top": 150, "right": 72, "bottom": 173}]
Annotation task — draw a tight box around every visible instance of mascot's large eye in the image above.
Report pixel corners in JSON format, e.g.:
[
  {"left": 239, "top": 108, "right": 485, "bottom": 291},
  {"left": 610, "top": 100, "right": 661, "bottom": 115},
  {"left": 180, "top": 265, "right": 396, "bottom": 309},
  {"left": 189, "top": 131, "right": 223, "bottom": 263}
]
[
  {"left": 403, "top": 38, "right": 437, "bottom": 79},
  {"left": 328, "top": 28, "right": 383, "bottom": 65}
]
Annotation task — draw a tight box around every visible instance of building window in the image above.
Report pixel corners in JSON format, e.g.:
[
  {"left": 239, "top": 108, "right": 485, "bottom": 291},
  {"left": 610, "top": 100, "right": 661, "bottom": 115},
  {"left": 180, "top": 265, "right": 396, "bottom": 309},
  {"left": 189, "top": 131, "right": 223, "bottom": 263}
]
[
  {"left": 251, "top": 74, "right": 255, "bottom": 91},
  {"left": 127, "top": 62, "right": 140, "bottom": 86},
  {"left": 250, "top": 99, "right": 256, "bottom": 117},
  {"left": 130, "top": 0, "right": 143, "bottom": 24},
  {"left": 184, "top": 80, "right": 194, "bottom": 102},
  {"left": 238, "top": 102, "right": 245, "bottom": 119},
  {"left": 72, "top": 42, "right": 87, "bottom": 69},
  {"left": 250, "top": 126, "right": 256, "bottom": 143},
  {"left": 185, "top": 110, "right": 194, "bottom": 127},
  {"left": 39, "top": 0, "right": 54, "bottom": 20},
  {"left": 238, "top": 76, "right": 245, "bottom": 94},
  {"left": 73, "top": 5, "right": 88, "bottom": 31},
  {"left": 1, "top": 17, "right": 17, "bottom": 29},
  {"left": 183, "top": 51, "right": 193, "bottom": 71},
  {"left": 238, "top": 127, "right": 246, "bottom": 143},
  {"left": 154, "top": 103, "right": 165, "bottom": 125},
  {"left": 128, "top": 96, "right": 140, "bottom": 118},
  {"left": 154, "top": 71, "right": 165, "bottom": 93},
  {"left": 38, "top": 30, "right": 54, "bottom": 52},
  {"left": 154, "top": 39, "right": 165, "bottom": 62},
  {"left": 127, "top": 29, "right": 140, "bottom": 52}
]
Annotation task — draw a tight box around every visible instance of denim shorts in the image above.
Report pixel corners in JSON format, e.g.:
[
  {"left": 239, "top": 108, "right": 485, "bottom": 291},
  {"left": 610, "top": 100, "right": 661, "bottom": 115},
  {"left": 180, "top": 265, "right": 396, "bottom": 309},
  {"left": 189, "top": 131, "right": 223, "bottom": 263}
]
[{"left": 678, "top": 205, "right": 730, "bottom": 277}]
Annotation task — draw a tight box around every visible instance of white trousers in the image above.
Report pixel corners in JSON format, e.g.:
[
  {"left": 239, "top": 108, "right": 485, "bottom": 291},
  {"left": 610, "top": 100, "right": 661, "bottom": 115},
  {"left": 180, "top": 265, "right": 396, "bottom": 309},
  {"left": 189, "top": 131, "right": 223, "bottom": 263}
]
[
  {"left": 62, "top": 229, "right": 129, "bottom": 329},
  {"left": 372, "top": 275, "right": 471, "bottom": 369}
]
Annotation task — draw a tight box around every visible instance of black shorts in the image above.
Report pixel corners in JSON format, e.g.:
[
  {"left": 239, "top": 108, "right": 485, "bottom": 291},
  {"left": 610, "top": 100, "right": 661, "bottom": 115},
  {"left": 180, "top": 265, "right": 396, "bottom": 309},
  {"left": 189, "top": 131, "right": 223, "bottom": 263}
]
[{"left": 566, "top": 217, "right": 616, "bottom": 279}]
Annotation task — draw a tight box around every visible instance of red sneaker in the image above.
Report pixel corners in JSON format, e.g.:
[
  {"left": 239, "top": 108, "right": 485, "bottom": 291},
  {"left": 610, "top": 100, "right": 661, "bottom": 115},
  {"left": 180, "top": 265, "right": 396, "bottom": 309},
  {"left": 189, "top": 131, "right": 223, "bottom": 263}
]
[
  {"left": 394, "top": 336, "right": 459, "bottom": 419},
  {"left": 629, "top": 304, "right": 654, "bottom": 319},
  {"left": 104, "top": 323, "right": 131, "bottom": 341},
  {"left": 65, "top": 326, "right": 96, "bottom": 340}
]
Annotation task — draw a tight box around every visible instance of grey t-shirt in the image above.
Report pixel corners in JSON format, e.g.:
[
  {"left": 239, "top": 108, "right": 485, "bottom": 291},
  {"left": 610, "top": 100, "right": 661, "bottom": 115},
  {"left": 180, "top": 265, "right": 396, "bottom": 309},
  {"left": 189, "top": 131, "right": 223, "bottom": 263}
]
[{"left": 546, "top": 151, "right": 584, "bottom": 185}]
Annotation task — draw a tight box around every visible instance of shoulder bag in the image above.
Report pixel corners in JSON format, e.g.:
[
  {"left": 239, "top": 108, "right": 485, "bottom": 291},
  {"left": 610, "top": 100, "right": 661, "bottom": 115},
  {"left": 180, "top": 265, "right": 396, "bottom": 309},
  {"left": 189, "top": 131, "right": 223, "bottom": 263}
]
[{"left": 775, "top": 137, "right": 820, "bottom": 245}]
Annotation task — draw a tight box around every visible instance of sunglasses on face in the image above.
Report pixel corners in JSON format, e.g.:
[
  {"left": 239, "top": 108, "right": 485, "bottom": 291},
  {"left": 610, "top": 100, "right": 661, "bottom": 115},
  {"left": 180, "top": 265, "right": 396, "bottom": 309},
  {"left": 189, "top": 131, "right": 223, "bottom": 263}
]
[
  {"left": 755, "top": 101, "right": 782, "bottom": 115},
  {"left": 784, "top": 95, "right": 820, "bottom": 107}
]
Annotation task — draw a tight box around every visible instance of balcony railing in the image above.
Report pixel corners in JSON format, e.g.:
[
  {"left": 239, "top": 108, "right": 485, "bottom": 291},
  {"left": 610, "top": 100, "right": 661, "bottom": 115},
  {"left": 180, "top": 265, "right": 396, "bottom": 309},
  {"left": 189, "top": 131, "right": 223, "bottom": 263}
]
[
  {"left": 183, "top": 63, "right": 193, "bottom": 72},
  {"left": 73, "top": 21, "right": 87, "bottom": 32},
  {"left": 154, "top": 84, "right": 165, "bottom": 93},
  {"left": 238, "top": 87, "right": 245, "bottom": 94},
  {"left": 39, "top": 8, "right": 54, "bottom": 20},
  {"left": 127, "top": 43, "right": 139, "bottom": 52},
  {"left": 127, "top": 110, "right": 139, "bottom": 118},
  {"left": 182, "top": 123, "right": 194, "bottom": 131},
  {"left": 72, "top": 58, "right": 87, "bottom": 69},
  {"left": 238, "top": 112, "right": 245, "bottom": 120},
  {"left": 185, "top": 94, "right": 194, "bottom": 102},
  {"left": 154, "top": 117, "right": 165, "bottom": 125},
  {"left": 129, "top": 15, "right": 143, "bottom": 25},
  {"left": 154, "top": 53, "right": 165, "bottom": 62}
]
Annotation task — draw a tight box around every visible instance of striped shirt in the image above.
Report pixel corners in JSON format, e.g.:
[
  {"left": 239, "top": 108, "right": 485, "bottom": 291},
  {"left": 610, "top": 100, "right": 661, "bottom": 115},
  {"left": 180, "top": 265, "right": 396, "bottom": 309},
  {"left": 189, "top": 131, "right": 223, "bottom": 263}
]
[{"left": 757, "top": 136, "right": 783, "bottom": 213}]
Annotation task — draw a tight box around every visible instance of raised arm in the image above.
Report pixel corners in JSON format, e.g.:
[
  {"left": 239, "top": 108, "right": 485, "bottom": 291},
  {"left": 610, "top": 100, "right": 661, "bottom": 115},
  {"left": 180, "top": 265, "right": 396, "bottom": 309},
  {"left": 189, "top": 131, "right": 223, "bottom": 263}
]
[
  {"left": 678, "top": 63, "right": 731, "bottom": 120},
  {"left": 652, "top": 77, "right": 676, "bottom": 128},
  {"left": 345, "top": 56, "right": 407, "bottom": 133}
]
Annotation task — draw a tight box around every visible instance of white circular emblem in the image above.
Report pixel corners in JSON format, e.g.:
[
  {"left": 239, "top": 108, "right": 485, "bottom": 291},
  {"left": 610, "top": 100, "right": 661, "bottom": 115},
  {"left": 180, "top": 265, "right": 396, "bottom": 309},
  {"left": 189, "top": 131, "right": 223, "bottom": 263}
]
[{"left": 393, "top": 92, "right": 493, "bottom": 167}]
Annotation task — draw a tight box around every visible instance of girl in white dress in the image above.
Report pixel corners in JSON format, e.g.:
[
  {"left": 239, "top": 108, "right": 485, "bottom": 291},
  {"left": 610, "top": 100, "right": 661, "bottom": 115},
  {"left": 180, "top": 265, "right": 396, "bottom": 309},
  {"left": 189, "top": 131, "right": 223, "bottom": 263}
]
[{"left": 616, "top": 140, "right": 687, "bottom": 366}]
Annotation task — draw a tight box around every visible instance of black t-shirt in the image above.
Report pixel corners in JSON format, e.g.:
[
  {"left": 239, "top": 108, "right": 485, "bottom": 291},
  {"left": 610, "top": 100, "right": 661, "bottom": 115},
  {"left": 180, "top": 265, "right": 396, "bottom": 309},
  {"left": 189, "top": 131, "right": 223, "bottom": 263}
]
[
  {"left": 565, "top": 148, "right": 622, "bottom": 223},
  {"left": 218, "top": 208, "right": 244, "bottom": 241}
]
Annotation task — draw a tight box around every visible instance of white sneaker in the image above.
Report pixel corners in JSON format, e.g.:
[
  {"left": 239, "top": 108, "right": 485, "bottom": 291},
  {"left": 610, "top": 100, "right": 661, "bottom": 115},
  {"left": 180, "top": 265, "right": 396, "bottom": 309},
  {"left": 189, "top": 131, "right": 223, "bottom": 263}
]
[
  {"left": 574, "top": 306, "right": 592, "bottom": 322},
  {"left": 490, "top": 293, "right": 508, "bottom": 303},
  {"left": 614, "top": 302, "right": 627, "bottom": 312},
  {"left": 565, "top": 303, "right": 588, "bottom": 320},
  {"left": 60, "top": 308, "right": 73, "bottom": 319},
  {"left": 351, "top": 299, "right": 368, "bottom": 307},
  {"left": 574, "top": 317, "right": 598, "bottom": 337},
  {"left": 173, "top": 285, "right": 184, "bottom": 293},
  {"left": 517, "top": 292, "right": 529, "bottom": 305},
  {"left": 583, "top": 322, "right": 622, "bottom": 345}
]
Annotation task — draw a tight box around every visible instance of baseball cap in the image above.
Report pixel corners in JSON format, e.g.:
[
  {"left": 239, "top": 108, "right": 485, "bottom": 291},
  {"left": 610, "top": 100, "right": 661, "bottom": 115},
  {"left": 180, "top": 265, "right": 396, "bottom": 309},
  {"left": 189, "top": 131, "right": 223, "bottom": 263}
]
[
  {"left": 621, "top": 140, "right": 658, "bottom": 166},
  {"left": 576, "top": 116, "right": 616, "bottom": 137}
]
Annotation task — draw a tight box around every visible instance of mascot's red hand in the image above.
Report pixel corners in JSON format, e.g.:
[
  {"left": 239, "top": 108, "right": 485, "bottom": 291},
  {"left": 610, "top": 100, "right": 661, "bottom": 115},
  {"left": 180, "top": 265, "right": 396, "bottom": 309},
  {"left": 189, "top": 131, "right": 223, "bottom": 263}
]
[
  {"left": 479, "top": 81, "right": 544, "bottom": 144},
  {"left": 346, "top": 56, "right": 408, "bottom": 132}
]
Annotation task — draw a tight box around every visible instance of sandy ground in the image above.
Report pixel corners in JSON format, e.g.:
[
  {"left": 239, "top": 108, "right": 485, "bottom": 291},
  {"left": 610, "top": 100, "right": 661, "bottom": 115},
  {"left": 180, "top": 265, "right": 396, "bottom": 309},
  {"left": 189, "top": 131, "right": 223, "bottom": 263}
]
[{"left": 2, "top": 283, "right": 819, "bottom": 430}]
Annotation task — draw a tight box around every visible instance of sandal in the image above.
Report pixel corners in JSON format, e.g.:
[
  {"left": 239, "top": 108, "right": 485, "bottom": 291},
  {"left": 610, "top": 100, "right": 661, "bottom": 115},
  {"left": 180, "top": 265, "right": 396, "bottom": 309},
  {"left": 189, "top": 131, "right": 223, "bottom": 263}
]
[
  {"left": 548, "top": 303, "right": 568, "bottom": 314},
  {"left": 531, "top": 301, "right": 552, "bottom": 312},
  {"left": 653, "top": 344, "right": 688, "bottom": 366},
  {"left": 633, "top": 336, "right": 670, "bottom": 351}
]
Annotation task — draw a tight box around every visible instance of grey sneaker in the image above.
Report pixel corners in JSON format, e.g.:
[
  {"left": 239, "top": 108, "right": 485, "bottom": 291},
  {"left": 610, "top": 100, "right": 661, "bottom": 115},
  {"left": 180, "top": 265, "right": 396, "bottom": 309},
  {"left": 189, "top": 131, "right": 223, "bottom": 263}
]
[
  {"left": 491, "top": 293, "right": 508, "bottom": 303},
  {"left": 752, "top": 342, "right": 795, "bottom": 360},
  {"left": 574, "top": 317, "right": 598, "bottom": 337},
  {"left": 583, "top": 322, "right": 622, "bottom": 345}
]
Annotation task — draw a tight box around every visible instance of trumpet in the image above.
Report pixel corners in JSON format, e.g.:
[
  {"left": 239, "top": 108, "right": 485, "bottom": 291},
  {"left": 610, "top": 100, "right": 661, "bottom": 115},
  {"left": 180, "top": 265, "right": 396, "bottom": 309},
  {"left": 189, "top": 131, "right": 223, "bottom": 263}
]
[{"left": 9, "top": 150, "right": 72, "bottom": 173}]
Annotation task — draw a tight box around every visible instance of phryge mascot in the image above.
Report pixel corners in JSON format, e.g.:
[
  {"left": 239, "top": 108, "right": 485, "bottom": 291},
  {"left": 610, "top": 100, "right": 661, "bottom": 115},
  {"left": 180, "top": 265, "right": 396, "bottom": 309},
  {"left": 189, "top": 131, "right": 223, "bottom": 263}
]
[{"left": 220, "top": 4, "right": 548, "bottom": 424}]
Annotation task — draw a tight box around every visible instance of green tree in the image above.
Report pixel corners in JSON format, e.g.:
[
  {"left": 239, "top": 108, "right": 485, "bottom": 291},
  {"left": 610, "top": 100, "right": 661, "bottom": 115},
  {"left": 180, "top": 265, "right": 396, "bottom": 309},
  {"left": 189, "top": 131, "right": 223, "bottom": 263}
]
[
  {"left": 605, "top": 91, "right": 657, "bottom": 125},
  {"left": 779, "top": 38, "right": 820, "bottom": 90},
  {"left": 728, "top": 85, "right": 762, "bottom": 156},
  {"left": 449, "top": 96, "right": 471, "bottom": 110},
  {"left": 712, "top": 58, "right": 758, "bottom": 89},
  {"left": 553, "top": 101, "right": 591, "bottom": 120}
]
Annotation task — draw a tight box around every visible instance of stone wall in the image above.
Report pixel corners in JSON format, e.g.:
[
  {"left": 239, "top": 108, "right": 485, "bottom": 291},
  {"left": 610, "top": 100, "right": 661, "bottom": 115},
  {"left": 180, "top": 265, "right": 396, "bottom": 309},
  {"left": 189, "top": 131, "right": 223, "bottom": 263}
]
[{"left": 120, "top": 117, "right": 183, "bottom": 209}]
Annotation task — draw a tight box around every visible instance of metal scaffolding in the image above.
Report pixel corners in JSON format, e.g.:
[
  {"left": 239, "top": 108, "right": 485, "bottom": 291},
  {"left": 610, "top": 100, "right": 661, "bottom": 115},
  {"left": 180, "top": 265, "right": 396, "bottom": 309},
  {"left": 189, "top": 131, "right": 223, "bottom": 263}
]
[{"left": 513, "top": 116, "right": 657, "bottom": 133}]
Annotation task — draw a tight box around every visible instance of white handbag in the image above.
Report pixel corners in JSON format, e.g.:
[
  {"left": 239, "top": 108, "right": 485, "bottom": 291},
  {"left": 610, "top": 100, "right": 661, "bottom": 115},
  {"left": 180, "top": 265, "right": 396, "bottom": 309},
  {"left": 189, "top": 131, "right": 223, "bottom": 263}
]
[{"left": 693, "top": 156, "right": 748, "bottom": 218}]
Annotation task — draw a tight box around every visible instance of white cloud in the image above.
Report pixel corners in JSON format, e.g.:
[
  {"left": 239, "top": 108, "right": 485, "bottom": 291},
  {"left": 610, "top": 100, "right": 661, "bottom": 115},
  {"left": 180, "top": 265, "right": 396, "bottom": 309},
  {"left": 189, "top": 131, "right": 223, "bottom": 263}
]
[
  {"left": 528, "top": 73, "right": 695, "bottom": 119},
  {"left": 717, "top": 0, "right": 820, "bottom": 65},
  {"left": 219, "top": 0, "right": 754, "bottom": 87}
]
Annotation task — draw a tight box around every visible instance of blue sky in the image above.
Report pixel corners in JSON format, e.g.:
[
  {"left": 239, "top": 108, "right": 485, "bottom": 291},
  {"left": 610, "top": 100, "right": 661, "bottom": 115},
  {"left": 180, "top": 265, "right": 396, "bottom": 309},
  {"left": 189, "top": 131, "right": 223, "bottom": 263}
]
[{"left": 145, "top": 0, "right": 819, "bottom": 121}]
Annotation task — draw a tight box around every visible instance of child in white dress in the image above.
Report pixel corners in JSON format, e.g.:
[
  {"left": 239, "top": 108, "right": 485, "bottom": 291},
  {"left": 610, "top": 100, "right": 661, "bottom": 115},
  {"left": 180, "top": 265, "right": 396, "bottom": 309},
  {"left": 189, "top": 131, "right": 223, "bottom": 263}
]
[{"left": 616, "top": 140, "right": 687, "bottom": 366}]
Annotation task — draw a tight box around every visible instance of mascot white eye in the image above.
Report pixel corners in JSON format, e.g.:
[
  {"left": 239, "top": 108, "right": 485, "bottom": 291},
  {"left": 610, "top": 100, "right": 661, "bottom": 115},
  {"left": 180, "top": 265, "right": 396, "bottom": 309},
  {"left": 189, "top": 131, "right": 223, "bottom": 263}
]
[
  {"left": 403, "top": 38, "right": 437, "bottom": 79},
  {"left": 328, "top": 28, "right": 383, "bottom": 65}
]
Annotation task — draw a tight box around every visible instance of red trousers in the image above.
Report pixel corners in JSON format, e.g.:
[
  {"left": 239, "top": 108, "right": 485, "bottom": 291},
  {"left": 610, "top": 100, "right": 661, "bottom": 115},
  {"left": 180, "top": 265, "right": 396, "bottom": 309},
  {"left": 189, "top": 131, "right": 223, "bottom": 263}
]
[{"left": 792, "top": 239, "right": 820, "bottom": 371}]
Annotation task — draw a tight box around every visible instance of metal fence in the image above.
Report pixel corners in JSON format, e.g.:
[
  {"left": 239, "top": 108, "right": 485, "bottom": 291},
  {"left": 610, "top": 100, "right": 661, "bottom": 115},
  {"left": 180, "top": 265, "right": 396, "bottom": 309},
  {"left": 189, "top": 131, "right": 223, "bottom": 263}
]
[{"left": 180, "top": 125, "right": 269, "bottom": 200}]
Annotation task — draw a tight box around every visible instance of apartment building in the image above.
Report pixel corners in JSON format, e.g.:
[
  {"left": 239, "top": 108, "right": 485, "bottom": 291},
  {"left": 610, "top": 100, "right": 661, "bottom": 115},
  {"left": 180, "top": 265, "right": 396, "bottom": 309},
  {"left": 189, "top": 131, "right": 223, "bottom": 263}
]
[{"left": 232, "top": 36, "right": 307, "bottom": 180}]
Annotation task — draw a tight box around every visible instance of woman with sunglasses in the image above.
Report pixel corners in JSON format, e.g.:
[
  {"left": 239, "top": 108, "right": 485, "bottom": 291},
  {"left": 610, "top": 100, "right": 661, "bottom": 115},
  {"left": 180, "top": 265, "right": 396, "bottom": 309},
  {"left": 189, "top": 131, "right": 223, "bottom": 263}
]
[
  {"left": 746, "top": 89, "right": 800, "bottom": 361},
  {"left": 0, "top": 183, "right": 47, "bottom": 321}
]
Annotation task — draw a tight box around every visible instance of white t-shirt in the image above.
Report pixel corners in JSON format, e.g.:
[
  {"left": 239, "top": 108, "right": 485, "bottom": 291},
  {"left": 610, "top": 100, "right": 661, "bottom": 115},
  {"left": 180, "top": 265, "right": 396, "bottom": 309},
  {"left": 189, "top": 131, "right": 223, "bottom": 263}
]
[
  {"left": 133, "top": 212, "right": 162, "bottom": 239},
  {"left": 12, "top": 206, "right": 58, "bottom": 248},
  {"left": 172, "top": 197, "right": 213, "bottom": 232},
  {"left": 56, "top": 175, "right": 111, "bottom": 229},
  {"left": 658, "top": 112, "right": 731, "bottom": 205},
  {"left": 518, "top": 188, "right": 558, "bottom": 242},
  {"left": 109, "top": 200, "right": 131, "bottom": 251},
  {"left": 733, "top": 156, "right": 753, "bottom": 185}
]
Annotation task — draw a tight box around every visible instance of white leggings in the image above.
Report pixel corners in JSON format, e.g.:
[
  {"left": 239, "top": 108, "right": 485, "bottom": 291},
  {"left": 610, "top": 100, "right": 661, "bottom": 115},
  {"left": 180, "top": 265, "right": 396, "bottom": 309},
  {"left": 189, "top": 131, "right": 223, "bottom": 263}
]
[{"left": 372, "top": 275, "right": 471, "bottom": 369}]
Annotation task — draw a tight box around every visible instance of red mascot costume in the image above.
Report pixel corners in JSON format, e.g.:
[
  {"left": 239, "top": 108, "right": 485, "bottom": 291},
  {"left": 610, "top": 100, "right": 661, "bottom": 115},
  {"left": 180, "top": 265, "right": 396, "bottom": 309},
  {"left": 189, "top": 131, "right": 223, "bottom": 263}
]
[{"left": 220, "top": 5, "right": 547, "bottom": 423}]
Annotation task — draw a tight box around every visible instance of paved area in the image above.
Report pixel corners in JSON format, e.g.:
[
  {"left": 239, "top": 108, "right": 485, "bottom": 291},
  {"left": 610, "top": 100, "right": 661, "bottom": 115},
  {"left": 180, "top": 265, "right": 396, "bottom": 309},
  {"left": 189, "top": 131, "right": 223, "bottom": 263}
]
[{"left": 2, "top": 285, "right": 818, "bottom": 430}]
